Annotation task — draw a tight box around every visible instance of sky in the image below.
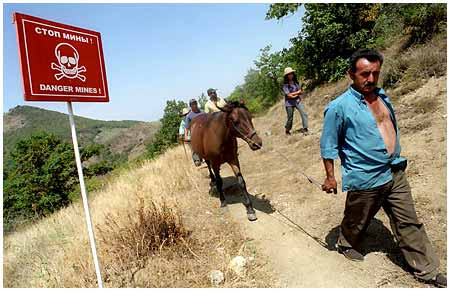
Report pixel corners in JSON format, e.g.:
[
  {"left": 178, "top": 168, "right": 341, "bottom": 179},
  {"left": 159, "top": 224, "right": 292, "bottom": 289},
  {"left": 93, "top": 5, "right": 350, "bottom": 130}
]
[{"left": 3, "top": 3, "right": 304, "bottom": 122}]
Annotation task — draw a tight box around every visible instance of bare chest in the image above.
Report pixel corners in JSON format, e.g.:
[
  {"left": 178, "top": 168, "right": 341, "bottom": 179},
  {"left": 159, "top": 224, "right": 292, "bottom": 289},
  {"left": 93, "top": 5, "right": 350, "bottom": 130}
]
[{"left": 366, "top": 98, "right": 392, "bottom": 125}]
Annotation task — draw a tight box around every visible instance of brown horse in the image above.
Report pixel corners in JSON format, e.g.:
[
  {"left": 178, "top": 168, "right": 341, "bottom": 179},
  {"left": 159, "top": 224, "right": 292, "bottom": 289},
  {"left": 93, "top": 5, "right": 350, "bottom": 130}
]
[{"left": 190, "top": 101, "right": 262, "bottom": 221}]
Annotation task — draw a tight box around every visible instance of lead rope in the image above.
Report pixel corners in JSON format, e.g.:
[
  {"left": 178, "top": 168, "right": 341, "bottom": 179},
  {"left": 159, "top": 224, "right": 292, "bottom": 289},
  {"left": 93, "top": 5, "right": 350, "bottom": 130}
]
[
  {"left": 231, "top": 124, "right": 332, "bottom": 249},
  {"left": 229, "top": 126, "right": 372, "bottom": 273},
  {"left": 232, "top": 124, "right": 323, "bottom": 190}
]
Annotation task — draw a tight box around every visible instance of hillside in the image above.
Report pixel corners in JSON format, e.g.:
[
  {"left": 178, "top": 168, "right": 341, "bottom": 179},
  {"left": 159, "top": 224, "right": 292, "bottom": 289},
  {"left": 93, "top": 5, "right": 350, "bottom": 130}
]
[
  {"left": 3, "top": 105, "right": 160, "bottom": 165},
  {"left": 3, "top": 33, "right": 447, "bottom": 288},
  {"left": 4, "top": 71, "right": 447, "bottom": 287}
]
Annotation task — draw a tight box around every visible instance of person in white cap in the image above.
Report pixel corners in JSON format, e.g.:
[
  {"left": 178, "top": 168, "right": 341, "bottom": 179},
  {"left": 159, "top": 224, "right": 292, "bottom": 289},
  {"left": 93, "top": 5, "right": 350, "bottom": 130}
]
[
  {"left": 178, "top": 107, "right": 190, "bottom": 142},
  {"left": 204, "top": 88, "right": 227, "bottom": 113},
  {"left": 282, "top": 67, "right": 308, "bottom": 135}
]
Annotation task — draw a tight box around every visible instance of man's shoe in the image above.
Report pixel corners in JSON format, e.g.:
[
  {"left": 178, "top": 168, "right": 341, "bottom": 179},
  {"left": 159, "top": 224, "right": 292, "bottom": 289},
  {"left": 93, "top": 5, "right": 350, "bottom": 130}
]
[
  {"left": 426, "top": 273, "right": 447, "bottom": 288},
  {"left": 285, "top": 130, "right": 291, "bottom": 136},
  {"left": 336, "top": 245, "right": 364, "bottom": 262}
]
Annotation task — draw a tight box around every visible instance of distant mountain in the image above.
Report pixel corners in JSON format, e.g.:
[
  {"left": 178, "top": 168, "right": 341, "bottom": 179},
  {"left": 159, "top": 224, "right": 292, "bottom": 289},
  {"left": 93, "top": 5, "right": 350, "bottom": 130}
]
[{"left": 3, "top": 105, "right": 160, "bottom": 166}]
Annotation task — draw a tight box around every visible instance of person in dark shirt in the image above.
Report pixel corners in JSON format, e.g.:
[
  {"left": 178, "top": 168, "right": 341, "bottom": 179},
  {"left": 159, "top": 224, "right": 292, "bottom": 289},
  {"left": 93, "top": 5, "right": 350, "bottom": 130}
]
[{"left": 282, "top": 67, "right": 308, "bottom": 135}]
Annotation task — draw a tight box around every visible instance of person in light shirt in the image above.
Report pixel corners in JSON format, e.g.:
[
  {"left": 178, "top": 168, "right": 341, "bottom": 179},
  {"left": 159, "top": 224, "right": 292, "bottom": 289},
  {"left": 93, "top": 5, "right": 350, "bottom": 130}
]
[
  {"left": 178, "top": 107, "right": 190, "bottom": 142},
  {"left": 204, "top": 88, "right": 227, "bottom": 113}
]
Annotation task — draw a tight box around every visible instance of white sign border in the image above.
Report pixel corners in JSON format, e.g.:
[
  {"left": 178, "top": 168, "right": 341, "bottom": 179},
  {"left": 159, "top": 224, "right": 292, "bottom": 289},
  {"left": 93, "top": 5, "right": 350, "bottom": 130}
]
[{"left": 22, "top": 18, "right": 107, "bottom": 99}]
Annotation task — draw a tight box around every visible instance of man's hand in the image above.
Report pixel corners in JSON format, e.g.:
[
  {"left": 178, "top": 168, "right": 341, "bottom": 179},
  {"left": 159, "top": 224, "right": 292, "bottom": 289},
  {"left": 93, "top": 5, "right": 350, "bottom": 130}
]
[{"left": 322, "top": 176, "right": 338, "bottom": 194}]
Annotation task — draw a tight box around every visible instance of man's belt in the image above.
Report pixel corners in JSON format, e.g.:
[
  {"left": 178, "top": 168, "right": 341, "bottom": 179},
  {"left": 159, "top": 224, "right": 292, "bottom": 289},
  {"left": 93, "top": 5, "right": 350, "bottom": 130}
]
[{"left": 390, "top": 159, "right": 407, "bottom": 172}]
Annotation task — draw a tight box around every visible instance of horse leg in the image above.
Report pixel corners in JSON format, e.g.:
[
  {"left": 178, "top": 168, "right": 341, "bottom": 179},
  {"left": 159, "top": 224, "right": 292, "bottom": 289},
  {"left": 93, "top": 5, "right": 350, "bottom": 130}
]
[
  {"left": 212, "top": 166, "right": 227, "bottom": 208},
  {"left": 228, "top": 160, "right": 257, "bottom": 221},
  {"left": 205, "top": 160, "right": 217, "bottom": 196}
]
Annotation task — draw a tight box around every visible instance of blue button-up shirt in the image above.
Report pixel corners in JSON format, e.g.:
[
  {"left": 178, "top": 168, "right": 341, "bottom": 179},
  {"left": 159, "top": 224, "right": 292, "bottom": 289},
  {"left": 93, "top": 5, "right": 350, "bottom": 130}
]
[
  {"left": 185, "top": 110, "right": 205, "bottom": 129},
  {"left": 320, "top": 86, "right": 407, "bottom": 192}
]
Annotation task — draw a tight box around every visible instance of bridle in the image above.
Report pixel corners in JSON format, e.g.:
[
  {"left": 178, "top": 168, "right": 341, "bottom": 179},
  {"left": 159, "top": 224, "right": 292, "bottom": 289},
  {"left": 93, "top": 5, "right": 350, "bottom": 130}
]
[{"left": 232, "top": 122, "right": 258, "bottom": 145}]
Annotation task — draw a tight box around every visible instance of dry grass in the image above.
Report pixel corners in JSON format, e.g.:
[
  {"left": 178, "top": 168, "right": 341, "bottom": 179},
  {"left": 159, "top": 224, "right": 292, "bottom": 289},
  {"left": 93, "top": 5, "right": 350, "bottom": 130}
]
[
  {"left": 381, "top": 33, "right": 446, "bottom": 94},
  {"left": 97, "top": 197, "right": 190, "bottom": 270},
  {"left": 3, "top": 146, "right": 273, "bottom": 287}
]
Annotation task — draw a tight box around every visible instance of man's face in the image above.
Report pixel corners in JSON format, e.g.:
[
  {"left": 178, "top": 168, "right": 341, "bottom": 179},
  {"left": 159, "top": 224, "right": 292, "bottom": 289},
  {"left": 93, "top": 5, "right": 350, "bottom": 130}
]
[
  {"left": 190, "top": 102, "right": 198, "bottom": 111},
  {"left": 208, "top": 91, "right": 217, "bottom": 99},
  {"left": 349, "top": 58, "right": 381, "bottom": 95}
]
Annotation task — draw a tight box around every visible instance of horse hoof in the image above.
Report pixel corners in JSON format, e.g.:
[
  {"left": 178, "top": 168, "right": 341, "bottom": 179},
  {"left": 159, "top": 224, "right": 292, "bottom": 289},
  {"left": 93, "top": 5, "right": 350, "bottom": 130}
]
[
  {"left": 247, "top": 213, "right": 257, "bottom": 221},
  {"left": 209, "top": 187, "right": 218, "bottom": 197},
  {"left": 219, "top": 205, "right": 229, "bottom": 214}
]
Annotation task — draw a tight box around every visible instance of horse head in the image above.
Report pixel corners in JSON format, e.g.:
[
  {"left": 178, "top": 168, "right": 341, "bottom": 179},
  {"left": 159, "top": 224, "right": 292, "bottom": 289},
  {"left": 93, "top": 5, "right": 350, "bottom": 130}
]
[{"left": 219, "top": 101, "right": 263, "bottom": 151}]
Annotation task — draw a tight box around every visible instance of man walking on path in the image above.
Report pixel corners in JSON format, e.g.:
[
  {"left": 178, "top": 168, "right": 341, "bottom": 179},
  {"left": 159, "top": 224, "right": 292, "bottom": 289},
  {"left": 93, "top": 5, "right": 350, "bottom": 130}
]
[
  {"left": 204, "top": 88, "right": 227, "bottom": 113},
  {"left": 282, "top": 67, "right": 308, "bottom": 135},
  {"left": 185, "top": 98, "right": 205, "bottom": 166},
  {"left": 320, "top": 49, "right": 446, "bottom": 287}
]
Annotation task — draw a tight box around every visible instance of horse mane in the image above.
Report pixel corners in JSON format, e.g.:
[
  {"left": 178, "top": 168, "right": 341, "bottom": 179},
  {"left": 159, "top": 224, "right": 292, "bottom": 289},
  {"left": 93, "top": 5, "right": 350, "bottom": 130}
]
[{"left": 217, "top": 100, "right": 249, "bottom": 113}]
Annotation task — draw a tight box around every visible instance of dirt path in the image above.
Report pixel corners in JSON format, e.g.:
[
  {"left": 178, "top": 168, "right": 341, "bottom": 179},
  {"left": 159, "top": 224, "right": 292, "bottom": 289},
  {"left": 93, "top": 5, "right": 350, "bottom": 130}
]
[
  {"left": 194, "top": 76, "right": 446, "bottom": 287},
  {"left": 226, "top": 203, "right": 374, "bottom": 288}
]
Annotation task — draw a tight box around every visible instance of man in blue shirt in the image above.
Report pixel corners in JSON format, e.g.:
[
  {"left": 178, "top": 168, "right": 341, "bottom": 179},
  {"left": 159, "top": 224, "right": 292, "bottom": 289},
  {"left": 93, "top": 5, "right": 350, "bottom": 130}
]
[
  {"left": 185, "top": 98, "right": 205, "bottom": 166},
  {"left": 320, "top": 49, "right": 445, "bottom": 287}
]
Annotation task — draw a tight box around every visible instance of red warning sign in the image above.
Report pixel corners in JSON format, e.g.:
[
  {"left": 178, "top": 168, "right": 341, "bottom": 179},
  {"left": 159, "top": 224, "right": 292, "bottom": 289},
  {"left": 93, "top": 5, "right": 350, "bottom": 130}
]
[{"left": 14, "top": 12, "right": 109, "bottom": 102}]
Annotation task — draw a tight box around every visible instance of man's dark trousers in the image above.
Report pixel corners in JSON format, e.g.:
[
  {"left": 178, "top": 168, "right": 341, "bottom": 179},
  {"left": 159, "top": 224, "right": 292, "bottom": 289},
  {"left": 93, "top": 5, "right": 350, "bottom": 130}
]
[{"left": 337, "top": 169, "right": 440, "bottom": 281}]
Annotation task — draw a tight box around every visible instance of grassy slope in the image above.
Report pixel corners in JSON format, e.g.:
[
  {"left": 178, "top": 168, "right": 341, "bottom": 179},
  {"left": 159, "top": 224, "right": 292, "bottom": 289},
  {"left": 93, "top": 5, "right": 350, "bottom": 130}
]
[{"left": 3, "top": 147, "right": 272, "bottom": 287}]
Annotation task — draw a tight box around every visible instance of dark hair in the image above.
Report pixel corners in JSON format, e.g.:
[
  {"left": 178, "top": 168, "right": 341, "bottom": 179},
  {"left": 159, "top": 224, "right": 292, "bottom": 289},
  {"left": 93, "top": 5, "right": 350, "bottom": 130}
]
[
  {"left": 219, "top": 100, "right": 249, "bottom": 113},
  {"left": 349, "top": 49, "right": 384, "bottom": 73},
  {"left": 283, "top": 72, "right": 299, "bottom": 85}
]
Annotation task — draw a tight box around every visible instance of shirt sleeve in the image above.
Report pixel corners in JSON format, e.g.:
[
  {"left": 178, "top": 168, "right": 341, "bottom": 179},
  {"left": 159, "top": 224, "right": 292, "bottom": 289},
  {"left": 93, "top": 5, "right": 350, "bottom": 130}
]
[
  {"left": 320, "top": 103, "right": 344, "bottom": 160},
  {"left": 179, "top": 120, "right": 185, "bottom": 135},
  {"left": 185, "top": 115, "right": 191, "bottom": 129},
  {"left": 282, "top": 84, "right": 290, "bottom": 96},
  {"left": 204, "top": 102, "right": 211, "bottom": 113},
  {"left": 218, "top": 98, "right": 227, "bottom": 109}
]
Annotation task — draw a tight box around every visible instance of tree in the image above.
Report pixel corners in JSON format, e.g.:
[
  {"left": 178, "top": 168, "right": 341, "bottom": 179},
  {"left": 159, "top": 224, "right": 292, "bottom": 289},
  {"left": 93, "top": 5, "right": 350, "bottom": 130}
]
[
  {"left": 266, "top": 3, "right": 302, "bottom": 20},
  {"left": 197, "top": 92, "right": 208, "bottom": 111},
  {"left": 3, "top": 132, "right": 102, "bottom": 228},
  {"left": 146, "top": 100, "right": 186, "bottom": 159},
  {"left": 227, "top": 45, "right": 293, "bottom": 113},
  {"left": 266, "top": 3, "right": 447, "bottom": 83}
]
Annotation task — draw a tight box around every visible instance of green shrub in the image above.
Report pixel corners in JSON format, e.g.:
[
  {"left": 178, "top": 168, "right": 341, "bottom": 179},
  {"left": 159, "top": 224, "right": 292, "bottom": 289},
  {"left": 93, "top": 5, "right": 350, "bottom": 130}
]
[
  {"left": 4, "top": 132, "right": 107, "bottom": 230},
  {"left": 3, "top": 132, "right": 77, "bottom": 228},
  {"left": 146, "top": 100, "right": 186, "bottom": 159}
]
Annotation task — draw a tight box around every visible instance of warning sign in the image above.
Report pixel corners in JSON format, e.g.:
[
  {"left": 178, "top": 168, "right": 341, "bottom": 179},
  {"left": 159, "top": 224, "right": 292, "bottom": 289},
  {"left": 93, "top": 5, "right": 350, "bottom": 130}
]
[{"left": 14, "top": 12, "right": 109, "bottom": 102}]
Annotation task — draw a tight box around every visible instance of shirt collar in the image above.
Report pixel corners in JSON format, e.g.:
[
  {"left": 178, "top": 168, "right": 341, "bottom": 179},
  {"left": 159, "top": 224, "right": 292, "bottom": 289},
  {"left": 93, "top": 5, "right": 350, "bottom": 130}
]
[{"left": 349, "top": 85, "right": 386, "bottom": 101}]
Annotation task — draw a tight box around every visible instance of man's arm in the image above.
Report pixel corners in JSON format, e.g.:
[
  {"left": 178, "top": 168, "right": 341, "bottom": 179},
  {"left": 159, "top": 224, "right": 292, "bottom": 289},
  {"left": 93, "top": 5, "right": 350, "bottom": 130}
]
[
  {"left": 322, "top": 159, "right": 337, "bottom": 194},
  {"left": 204, "top": 102, "right": 211, "bottom": 113},
  {"left": 184, "top": 116, "right": 190, "bottom": 141},
  {"left": 320, "top": 103, "right": 343, "bottom": 194}
]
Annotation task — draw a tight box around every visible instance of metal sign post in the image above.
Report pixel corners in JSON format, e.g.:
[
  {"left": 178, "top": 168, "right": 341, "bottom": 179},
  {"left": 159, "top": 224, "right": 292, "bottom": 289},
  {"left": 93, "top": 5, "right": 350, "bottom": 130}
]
[{"left": 67, "top": 102, "right": 103, "bottom": 288}]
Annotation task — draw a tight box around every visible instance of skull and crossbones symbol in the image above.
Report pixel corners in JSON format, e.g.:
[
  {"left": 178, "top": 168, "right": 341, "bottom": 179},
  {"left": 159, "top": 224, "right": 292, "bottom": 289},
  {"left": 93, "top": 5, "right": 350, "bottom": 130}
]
[{"left": 51, "top": 43, "right": 87, "bottom": 82}]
